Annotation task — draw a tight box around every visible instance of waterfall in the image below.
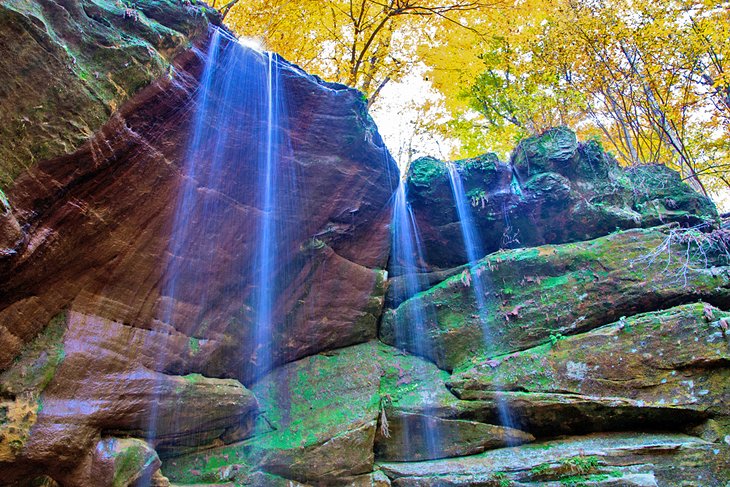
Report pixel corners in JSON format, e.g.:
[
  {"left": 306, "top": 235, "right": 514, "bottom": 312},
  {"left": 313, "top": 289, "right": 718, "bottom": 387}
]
[
  {"left": 389, "top": 181, "right": 441, "bottom": 459},
  {"left": 251, "top": 51, "right": 280, "bottom": 377},
  {"left": 147, "top": 26, "right": 298, "bottom": 445},
  {"left": 445, "top": 161, "right": 517, "bottom": 432}
]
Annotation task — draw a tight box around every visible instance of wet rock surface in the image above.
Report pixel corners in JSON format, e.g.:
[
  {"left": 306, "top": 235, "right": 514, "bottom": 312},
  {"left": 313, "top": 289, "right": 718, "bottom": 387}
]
[
  {"left": 160, "top": 342, "right": 383, "bottom": 484},
  {"left": 83, "top": 437, "right": 162, "bottom": 487},
  {"left": 375, "top": 345, "right": 534, "bottom": 463},
  {"left": 379, "top": 432, "right": 729, "bottom": 486},
  {"left": 449, "top": 302, "right": 730, "bottom": 417},
  {"left": 381, "top": 227, "right": 730, "bottom": 371},
  {"left": 407, "top": 127, "right": 717, "bottom": 270},
  {"left": 1, "top": 311, "right": 258, "bottom": 485},
  {"left": 0, "top": 0, "right": 214, "bottom": 187},
  {"left": 0, "top": 30, "right": 395, "bottom": 378}
]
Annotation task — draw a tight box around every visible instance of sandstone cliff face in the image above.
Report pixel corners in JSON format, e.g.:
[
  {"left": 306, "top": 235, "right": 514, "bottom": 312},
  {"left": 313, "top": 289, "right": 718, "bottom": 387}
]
[
  {"left": 0, "top": 0, "right": 396, "bottom": 482},
  {"left": 0, "top": 1, "right": 729, "bottom": 486}
]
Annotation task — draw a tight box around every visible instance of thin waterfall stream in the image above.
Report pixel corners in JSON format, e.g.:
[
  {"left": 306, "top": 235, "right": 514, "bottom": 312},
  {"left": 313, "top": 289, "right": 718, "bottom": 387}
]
[
  {"left": 388, "top": 181, "right": 443, "bottom": 460},
  {"left": 445, "top": 161, "right": 517, "bottom": 432},
  {"left": 149, "top": 27, "right": 299, "bottom": 444},
  {"left": 251, "top": 51, "right": 280, "bottom": 378}
]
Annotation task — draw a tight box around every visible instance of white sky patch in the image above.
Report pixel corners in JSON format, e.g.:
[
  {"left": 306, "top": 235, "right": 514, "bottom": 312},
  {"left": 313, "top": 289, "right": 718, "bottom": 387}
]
[
  {"left": 370, "top": 63, "right": 456, "bottom": 173},
  {"left": 711, "top": 190, "right": 730, "bottom": 214},
  {"left": 237, "top": 36, "right": 265, "bottom": 52}
]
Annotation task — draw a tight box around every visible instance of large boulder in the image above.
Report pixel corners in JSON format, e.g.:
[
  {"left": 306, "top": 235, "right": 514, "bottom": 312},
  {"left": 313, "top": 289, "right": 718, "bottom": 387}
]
[
  {"left": 379, "top": 432, "right": 729, "bottom": 486},
  {"left": 0, "top": 0, "right": 397, "bottom": 481},
  {"left": 375, "top": 345, "right": 533, "bottom": 462},
  {"left": 161, "top": 342, "right": 384, "bottom": 485},
  {"left": 248, "top": 343, "right": 382, "bottom": 483},
  {"left": 447, "top": 303, "right": 730, "bottom": 435},
  {"left": 406, "top": 127, "right": 717, "bottom": 269},
  {"left": 83, "top": 437, "right": 162, "bottom": 487},
  {"left": 161, "top": 343, "right": 536, "bottom": 484},
  {"left": 381, "top": 227, "right": 730, "bottom": 371},
  {"left": 0, "top": 311, "right": 258, "bottom": 485}
]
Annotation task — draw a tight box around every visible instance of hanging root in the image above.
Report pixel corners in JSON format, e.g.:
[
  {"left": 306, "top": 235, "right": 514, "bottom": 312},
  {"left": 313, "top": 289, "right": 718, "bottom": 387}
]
[
  {"left": 631, "top": 222, "right": 730, "bottom": 286},
  {"left": 379, "top": 395, "right": 392, "bottom": 438}
]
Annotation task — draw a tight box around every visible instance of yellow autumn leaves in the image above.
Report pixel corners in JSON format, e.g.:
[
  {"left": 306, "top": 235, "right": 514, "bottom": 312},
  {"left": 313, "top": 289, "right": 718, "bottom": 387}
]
[{"left": 219, "top": 0, "right": 730, "bottom": 194}]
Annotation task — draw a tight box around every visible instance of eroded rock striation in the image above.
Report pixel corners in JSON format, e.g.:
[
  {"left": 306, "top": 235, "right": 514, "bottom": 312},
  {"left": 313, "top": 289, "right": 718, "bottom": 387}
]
[{"left": 382, "top": 226, "right": 730, "bottom": 371}]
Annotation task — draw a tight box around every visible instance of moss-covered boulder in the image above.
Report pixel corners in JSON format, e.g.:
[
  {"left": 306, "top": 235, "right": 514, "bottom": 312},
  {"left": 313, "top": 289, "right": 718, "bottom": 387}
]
[
  {"left": 0, "top": 313, "right": 66, "bottom": 465},
  {"left": 248, "top": 343, "right": 382, "bottom": 482},
  {"left": 448, "top": 303, "right": 730, "bottom": 435},
  {"left": 86, "top": 437, "right": 161, "bottom": 487},
  {"left": 161, "top": 342, "right": 536, "bottom": 483},
  {"left": 406, "top": 127, "right": 717, "bottom": 269},
  {"left": 162, "top": 342, "right": 383, "bottom": 485},
  {"left": 381, "top": 227, "right": 730, "bottom": 371},
  {"left": 375, "top": 345, "right": 533, "bottom": 462},
  {"left": 379, "top": 432, "right": 729, "bottom": 486}
]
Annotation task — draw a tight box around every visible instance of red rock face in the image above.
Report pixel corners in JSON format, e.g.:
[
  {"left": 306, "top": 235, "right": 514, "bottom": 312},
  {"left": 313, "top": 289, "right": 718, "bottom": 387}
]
[
  {"left": 0, "top": 29, "right": 397, "bottom": 479},
  {"left": 1, "top": 30, "right": 396, "bottom": 371}
]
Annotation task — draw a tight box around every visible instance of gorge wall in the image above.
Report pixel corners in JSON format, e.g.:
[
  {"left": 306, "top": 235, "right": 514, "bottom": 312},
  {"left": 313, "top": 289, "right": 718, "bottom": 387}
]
[{"left": 0, "top": 1, "right": 728, "bottom": 486}]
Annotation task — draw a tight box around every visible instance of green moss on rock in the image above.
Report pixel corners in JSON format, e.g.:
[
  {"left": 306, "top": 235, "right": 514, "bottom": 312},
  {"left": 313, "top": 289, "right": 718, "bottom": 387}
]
[
  {"left": 0, "top": 313, "right": 66, "bottom": 462},
  {"left": 409, "top": 157, "right": 448, "bottom": 189},
  {"left": 512, "top": 126, "right": 579, "bottom": 176},
  {"left": 402, "top": 127, "right": 717, "bottom": 270},
  {"left": 381, "top": 227, "right": 730, "bottom": 370},
  {"left": 0, "top": 0, "right": 212, "bottom": 186},
  {"left": 450, "top": 302, "right": 730, "bottom": 418}
]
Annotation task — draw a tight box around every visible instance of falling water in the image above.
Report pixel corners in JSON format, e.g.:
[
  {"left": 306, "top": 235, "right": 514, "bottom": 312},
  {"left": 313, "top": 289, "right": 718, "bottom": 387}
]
[
  {"left": 147, "top": 27, "right": 298, "bottom": 447},
  {"left": 510, "top": 164, "right": 523, "bottom": 196},
  {"left": 389, "top": 181, "right": 441, "bottom": 459},
  {"left": 251, "top": 51, "right": 280, "bottom": 377},
  {"left": 445, "top": 162, "right": 516, "bottom": 431}
]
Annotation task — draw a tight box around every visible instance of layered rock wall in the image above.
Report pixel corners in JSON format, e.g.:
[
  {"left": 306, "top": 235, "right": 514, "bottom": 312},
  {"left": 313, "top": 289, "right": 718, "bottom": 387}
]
[{"left": 406, "top": 126, "right": 717, "bottom": 269}]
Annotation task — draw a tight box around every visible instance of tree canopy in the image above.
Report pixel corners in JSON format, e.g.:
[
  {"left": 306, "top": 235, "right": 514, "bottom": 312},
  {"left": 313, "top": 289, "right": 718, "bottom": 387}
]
[
  {"left": 216, "top": 0, "right": 730, "bottom": 196},
  {"left": 216, "top": 0, "right": 502, "bottom": 105}
]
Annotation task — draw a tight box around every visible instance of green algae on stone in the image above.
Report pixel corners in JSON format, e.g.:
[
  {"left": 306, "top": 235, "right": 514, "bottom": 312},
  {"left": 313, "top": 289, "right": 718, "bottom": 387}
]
[
  {"left": 0, "top": 0, "right": 212, "bottom": 186},
  {"left": 379, "top": 432, "right": 728, "bottom": 486},
  {"left": 378, "top": 344, "right": 457, "bottom": 414},
  {"left": 381, "top": 227, "right": 730, "bottom": 371},
  {"left": 512, "top": 126, "right": 579, "bottom": 177},
  {"left": 163, "top": 342, "right": 532, "bottom": 480},
  {"left": 409, "top": 157, "right": 448, "bottom": 189},
  {"left": 163, "top": 342, "right": 383, "bottom": 485},
  {"left": 459, "top": 152, "right": 500, "bottom": 174},
  {"left": 0, "top": 312, "right": 67, "bottom": 397},
  {"left": 249, "top": 343, "right": 381, "bottom": 481},
  {"left": 0, "top": 313, "right": 66, "bottom": 462},
  {"left": 402, "top": 127, "right": 717, "bottom": 270},
  {"left": 446, "top": 302, "right": 730, "bottom": 437},
  {"left": 92, "top": 437, "right": 161, "bottom": 487},
  {"left": 375, "top": 344, "right": 533, "bottom": 462}
]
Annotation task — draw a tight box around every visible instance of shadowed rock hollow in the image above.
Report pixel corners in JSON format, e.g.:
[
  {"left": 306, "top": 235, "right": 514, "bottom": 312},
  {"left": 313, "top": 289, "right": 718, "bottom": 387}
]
[{"left": 0, "top": 1, "right": 728, "bottom": 486}]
